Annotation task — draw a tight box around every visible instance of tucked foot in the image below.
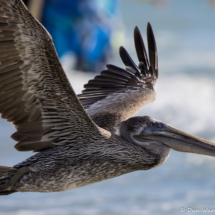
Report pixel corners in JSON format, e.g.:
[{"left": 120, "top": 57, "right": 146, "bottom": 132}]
[
  {"left": 0, "top": 179, "right": 10, "bottom": 191},
  {"left": 0, "top": 167, "right": 31, "bottom": 192}
]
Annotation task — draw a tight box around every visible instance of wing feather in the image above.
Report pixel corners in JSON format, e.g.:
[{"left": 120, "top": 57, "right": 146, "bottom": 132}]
[
  {"left": 0, "top": 0, "right": 106, "bottom": 152},
  {"left": 78, "top": 23, "right": 158, "bottom": 132},
  {"left": 147, "top": 23, "right": 158, "bottom": 78},
  {"left": 134, "top": 26, "right": 149, "bottom": 68}
]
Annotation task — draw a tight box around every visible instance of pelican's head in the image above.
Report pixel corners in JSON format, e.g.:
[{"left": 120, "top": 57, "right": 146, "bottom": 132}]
[{"left": 119, "top": 116, "right": 215, "bottom": 167}]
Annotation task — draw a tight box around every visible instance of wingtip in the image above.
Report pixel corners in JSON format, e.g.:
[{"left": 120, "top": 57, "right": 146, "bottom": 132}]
[
  {"left": 134, "top": 26, "right": 141, "bottom": 38},
  {"left": 119, "top": 46, "right": 125, "bottom": 55},
  {"left": 119, "top": 45, "right": 139, "bottom": 72},
  {"left": 147, "top": 22, "right": 152, "bottom": 29},
  {"left": 147, "top": 22, "right": 154, "bottom": 37},
  {"left": 134, "top": 26, "right": 139, "bottom": 32},
  {"left": 146, "top": 22, "right": 158, "bottom": 78},
  {"left": 119, "top": 46, "right": 124, "bottom": 50},
  {"left": 133, "top": 25, "right": 149, "bottom": 69},
  {"left": 119, "top": 46, "right": 125, "bottom": 58}
]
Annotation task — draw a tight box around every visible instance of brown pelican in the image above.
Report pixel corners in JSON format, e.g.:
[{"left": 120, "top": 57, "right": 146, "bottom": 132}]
[{"left": 0, "top": 0, "right": 215, "bottom": 196}]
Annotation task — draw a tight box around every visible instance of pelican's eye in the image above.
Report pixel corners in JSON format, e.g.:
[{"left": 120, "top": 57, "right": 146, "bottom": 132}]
[{"left": 149, "top": 122, "right": 155, "bottom": 127}]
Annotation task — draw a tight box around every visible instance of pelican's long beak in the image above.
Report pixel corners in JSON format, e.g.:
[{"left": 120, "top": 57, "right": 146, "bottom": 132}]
[{"left": 135, "top": 122, "right": 215, "bottom": 157}]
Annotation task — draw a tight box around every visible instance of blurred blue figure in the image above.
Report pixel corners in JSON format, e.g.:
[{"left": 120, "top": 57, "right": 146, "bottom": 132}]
[{"left": 41, "top": 0, "right": 119, "bottom": 72}]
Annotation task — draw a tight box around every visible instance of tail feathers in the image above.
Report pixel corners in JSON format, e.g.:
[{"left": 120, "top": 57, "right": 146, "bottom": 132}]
[
  {"left": 0, "top": 166, "right": 17, "bottom": 196},
  {"left": 0, "top": 166, "right": 16, "bottom": 177}
]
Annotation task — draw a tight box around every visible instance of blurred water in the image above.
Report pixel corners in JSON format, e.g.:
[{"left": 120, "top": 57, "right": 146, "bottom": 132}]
[{"left": 1, "top": 0, "right": 215, "bottom": 214}]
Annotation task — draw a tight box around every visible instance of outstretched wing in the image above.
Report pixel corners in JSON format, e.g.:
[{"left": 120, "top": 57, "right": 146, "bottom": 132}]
[
  {"left": 0, "top": 0, "right": 106, "bottom": 152},
  {"left": 78, "top": 23, "right": 158, "bottom": 133}
]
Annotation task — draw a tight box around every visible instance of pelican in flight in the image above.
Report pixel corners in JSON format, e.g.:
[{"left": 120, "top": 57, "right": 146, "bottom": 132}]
[{"left": 0, "top": 0, "right": 215, "bottom": 196}]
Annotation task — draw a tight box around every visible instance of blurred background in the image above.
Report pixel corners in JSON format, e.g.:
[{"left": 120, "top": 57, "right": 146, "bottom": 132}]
[{"left": 1, "top": 0, "right": 215, "bottom": 214}]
